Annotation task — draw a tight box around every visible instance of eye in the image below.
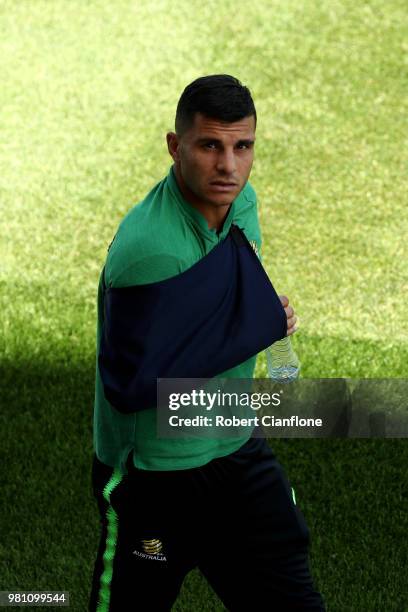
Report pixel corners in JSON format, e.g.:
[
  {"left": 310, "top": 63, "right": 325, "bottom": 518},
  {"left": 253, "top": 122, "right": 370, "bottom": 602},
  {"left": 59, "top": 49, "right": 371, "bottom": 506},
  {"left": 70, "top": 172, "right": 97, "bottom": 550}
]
[{"left": 203, "top": 142, "right": 217, "bottom": 149}]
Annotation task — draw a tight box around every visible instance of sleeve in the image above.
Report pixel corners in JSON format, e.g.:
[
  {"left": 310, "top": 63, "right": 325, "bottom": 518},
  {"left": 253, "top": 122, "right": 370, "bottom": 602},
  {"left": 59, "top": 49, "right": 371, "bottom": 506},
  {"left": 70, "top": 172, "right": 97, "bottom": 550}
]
[
  {"left": 107, "top": 254, "right": 186, "bottom": 288},
  {"left": 104, "top": 229, "right": 188, "bottom": 289}
]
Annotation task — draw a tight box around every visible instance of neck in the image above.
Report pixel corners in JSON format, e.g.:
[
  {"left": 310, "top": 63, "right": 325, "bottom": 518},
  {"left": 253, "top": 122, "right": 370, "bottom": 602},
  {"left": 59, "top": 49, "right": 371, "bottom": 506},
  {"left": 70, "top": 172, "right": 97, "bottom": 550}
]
[{"left": 174, "top": 165, "right": 231, "bottom": 232}]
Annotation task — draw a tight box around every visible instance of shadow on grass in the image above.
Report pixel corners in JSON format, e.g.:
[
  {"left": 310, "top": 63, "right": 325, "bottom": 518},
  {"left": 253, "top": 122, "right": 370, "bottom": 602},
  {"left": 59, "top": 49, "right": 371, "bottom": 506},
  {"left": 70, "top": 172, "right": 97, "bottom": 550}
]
[
  {"left": 0, "top": 359, "right": 224, "bottom": 611},
  {"left": 0, "top": 359, "right": 96, "bottom": 608},
  {"left": 1, "top": 355, "right": 407, "bottom": 611}
]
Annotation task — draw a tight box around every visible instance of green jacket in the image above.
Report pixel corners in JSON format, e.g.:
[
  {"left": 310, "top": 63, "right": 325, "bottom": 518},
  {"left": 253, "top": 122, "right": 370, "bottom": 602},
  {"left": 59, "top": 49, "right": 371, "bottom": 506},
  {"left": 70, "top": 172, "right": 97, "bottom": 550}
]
[{"left": 93, "top": 164, "right": 263, "bottom": 473}]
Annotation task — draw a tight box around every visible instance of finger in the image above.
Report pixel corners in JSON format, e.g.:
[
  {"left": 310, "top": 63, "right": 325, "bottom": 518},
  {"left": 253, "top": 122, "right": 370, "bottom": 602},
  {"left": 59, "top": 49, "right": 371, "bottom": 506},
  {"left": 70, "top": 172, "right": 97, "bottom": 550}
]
[
  {"left": 286, "top": 325, "right": 298, "bottom": 336},
  {"left": 285, "top": 306, "right": 295, "bottom": 319},
  {"left": 279, "top": 295, "right": 289, "bottom": 308},
  {"left": 287, "top": 315, "right": 297, "bottom": 328}
]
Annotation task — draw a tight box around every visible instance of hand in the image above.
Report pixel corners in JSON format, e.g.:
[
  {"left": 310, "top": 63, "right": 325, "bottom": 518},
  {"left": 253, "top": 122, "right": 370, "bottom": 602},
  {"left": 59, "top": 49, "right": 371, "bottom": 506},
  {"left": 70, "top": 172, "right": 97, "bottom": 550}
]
[{"left": 279, "top": 295, "right": 298, "bottom": 336}]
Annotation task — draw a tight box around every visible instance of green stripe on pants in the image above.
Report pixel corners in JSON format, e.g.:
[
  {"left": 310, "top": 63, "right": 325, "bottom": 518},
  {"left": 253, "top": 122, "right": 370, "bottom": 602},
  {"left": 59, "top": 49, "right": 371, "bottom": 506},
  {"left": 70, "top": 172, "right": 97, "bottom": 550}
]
[{"left": 96, "top": 469, "right": 123, "bottom": 612}]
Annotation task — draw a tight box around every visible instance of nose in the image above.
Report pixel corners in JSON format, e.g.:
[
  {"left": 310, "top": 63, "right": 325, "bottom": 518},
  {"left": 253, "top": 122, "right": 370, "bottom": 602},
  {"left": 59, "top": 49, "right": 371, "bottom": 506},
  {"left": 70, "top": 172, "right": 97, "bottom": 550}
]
[{"left": 215, "top": 148, "right": 237, "bottom": 175}]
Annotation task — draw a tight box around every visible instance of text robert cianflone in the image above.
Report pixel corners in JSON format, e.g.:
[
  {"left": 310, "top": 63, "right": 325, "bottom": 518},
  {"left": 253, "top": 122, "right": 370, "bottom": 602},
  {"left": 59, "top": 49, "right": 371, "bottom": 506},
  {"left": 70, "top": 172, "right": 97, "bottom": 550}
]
[
  {"left": 168, "top": 415, "right": 323, "bottom": 428},
  {"left": 168, "top": 389, "right": 282, "bottom": 411}
]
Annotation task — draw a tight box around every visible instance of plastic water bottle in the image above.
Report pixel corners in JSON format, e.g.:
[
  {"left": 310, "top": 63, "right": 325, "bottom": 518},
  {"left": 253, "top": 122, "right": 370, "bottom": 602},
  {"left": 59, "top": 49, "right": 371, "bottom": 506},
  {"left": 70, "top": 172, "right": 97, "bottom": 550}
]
[{"left": 266, "top": 336, "right": 300, "bottom": 382}]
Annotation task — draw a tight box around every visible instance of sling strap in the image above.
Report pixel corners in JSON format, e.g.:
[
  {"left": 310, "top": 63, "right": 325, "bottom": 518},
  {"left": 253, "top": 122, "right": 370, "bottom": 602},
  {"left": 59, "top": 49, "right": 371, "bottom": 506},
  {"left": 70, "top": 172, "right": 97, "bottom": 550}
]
[{"left": 99, "top": 224, "right": 287, "bottom": 413}]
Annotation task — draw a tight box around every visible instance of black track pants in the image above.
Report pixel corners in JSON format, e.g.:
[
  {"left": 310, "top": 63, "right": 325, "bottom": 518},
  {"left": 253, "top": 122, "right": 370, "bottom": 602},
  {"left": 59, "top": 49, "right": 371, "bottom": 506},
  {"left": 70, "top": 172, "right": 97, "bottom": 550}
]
[{"left": 89, "top": 437, "right": 325, "bottom": 611}]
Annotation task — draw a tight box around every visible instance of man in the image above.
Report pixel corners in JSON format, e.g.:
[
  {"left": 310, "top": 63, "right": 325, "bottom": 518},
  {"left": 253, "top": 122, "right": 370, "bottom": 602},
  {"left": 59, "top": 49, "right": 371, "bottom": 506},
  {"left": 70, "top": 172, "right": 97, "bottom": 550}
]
[{"left": 89, "top": 75, "right": 325, "bottom": 611}]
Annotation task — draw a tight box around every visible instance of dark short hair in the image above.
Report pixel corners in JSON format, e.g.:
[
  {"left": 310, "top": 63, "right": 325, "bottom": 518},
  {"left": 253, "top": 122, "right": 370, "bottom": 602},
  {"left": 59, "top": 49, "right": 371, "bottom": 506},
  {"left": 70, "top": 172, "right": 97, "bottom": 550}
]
[{"left": 175, "top": 74, "right": 257, "bottom": 136}]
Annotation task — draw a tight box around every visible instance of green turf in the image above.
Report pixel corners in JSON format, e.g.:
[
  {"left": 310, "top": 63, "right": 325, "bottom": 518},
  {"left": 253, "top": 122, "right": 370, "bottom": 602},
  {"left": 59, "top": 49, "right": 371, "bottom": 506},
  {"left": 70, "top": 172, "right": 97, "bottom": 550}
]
[{"left": 1, "top": 0, "right": 407, "bottom": 610}]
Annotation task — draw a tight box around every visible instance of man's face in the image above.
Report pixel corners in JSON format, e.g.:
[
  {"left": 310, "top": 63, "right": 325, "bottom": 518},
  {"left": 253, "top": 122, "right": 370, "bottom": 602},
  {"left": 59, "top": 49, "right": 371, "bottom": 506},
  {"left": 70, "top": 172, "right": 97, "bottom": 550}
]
[{"left": 167, "top": 112, "right": 256, "bottom": 208}]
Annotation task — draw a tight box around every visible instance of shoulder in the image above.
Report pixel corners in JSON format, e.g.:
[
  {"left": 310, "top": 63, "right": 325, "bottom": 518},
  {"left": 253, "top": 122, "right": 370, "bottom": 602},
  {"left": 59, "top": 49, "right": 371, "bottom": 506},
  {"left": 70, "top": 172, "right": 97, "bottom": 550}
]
[
  {"left": 104, "top": 180, "right": 188, "bottom": 287},
  {"left": 234, "top": 180, "right": 258, "bottom": 218},
  {"left": 233, "top": 180, "right": 261, "bottom": 244},
  {"left": 242, "top": 179, "right": 257, "bottom": 205}
]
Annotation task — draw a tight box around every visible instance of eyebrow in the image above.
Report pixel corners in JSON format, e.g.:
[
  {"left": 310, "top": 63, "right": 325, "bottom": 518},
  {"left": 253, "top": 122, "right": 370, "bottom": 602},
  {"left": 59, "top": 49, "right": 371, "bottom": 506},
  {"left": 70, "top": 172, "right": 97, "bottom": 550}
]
[{"left": 196, "top": 137, "right": 255, "bottom": 146}]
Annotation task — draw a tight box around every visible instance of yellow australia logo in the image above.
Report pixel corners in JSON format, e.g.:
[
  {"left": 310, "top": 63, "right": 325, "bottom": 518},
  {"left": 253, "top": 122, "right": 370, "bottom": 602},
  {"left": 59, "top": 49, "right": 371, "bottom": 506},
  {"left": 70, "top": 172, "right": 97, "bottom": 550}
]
[
  {"left": 141, "top": 539, "right": 163, "bottom": 555},
  {"left": 249, "top": 240, "right": 259, "bottom": 258},
  {"left": 133, "top": 538, "right": 167, "bottom": 561}
]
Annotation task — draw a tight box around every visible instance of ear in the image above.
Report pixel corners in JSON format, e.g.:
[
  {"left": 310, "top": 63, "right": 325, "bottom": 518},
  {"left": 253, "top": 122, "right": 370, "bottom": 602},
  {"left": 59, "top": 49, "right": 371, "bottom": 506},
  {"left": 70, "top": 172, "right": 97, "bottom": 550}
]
[{"left": 166, "top": 132, "right": 180, "bottom": 162}]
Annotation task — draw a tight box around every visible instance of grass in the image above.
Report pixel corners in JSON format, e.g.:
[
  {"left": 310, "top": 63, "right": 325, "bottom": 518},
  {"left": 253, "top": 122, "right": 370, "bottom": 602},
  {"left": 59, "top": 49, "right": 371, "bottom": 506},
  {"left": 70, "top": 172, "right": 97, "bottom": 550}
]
[{"left": 1, "top": 0, "right": 407, "bottom": 610}]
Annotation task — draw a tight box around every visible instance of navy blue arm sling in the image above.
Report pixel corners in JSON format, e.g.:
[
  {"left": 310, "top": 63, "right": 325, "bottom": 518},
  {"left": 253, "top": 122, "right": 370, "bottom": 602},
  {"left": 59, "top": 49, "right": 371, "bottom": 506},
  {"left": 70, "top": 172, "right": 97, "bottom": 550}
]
[{"left": 99, "top": 224, "right": 287, "bottom": 413}]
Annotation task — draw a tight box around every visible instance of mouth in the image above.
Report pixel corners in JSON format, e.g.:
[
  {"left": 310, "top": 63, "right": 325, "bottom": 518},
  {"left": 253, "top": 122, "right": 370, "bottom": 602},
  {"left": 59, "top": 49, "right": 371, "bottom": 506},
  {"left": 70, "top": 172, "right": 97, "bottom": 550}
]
[{"left": 210, "top": 181, "right": 238, "bottom": 191}]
